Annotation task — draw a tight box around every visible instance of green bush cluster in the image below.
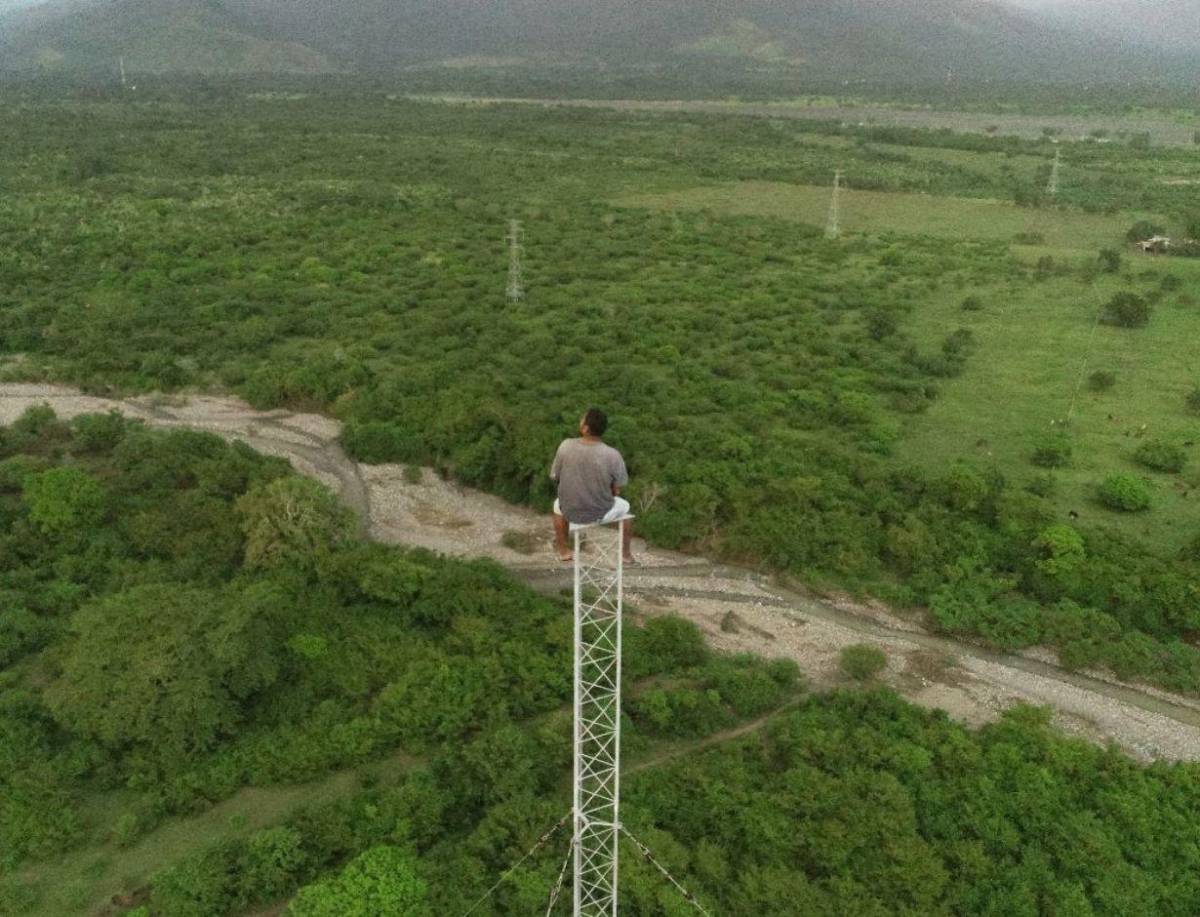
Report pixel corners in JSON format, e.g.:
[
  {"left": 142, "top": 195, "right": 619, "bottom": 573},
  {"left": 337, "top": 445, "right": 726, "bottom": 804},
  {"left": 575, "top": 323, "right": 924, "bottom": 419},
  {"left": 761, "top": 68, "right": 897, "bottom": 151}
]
[
  {"left": 1187, "top": 387, "right": 1200, "bottom": 416},
  {"left": 623, "top": 690, "right": 1200, "bottom": 914},
  {"left": 840, "top": 644, "right": 888, "bottom": 681},
  {"left": 1100, "top": 291, "right": 1152, "bottom": 328},
  {"left": 0, "top": 408, "right": 800, "bottom": 905},
  {"left": 1099, "top": 474, "right": 1153, "bottom": 512},
  {"left": 1134, "top": 439, "right": 1187, "bottom": 474},
  {"left": 1126, "top": 220, "right": 1166, "bottom": 242},
  {"left": 1031, "top": 433, "right": 1073, "bottom": 468}
]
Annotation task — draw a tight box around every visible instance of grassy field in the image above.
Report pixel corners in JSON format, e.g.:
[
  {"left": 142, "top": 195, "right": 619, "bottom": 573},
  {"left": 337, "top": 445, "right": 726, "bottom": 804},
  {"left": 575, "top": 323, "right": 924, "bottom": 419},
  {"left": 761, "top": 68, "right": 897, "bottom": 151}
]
[
  {"left": 618, "top": 181, "right": 1162, "bottom": 250},
  {"left": 899, "top": 257, "right": 1200, "bottom": 555},
  {"left": 618, "top": 179, "right": 1197, "bottom": 554},
  {"left": 13, "top": 753, "right": 414, "bottom": 917}
]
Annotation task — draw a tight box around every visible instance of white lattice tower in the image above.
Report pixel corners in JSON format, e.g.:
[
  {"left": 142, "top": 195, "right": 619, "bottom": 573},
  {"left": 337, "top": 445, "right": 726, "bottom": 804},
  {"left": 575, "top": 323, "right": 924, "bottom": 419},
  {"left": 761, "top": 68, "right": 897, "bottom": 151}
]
[
  {"left": 1047, "top": 147, "right": 1061, "bottom": 196},
  {"left": 506, "top": 219, "right": 525, "bottom": 303},
  {"left": 825, "top": 169, "right": 842, "bottom": 239},
  {"left": 571, "top": 516, "right": 629, "bottom": 916}
]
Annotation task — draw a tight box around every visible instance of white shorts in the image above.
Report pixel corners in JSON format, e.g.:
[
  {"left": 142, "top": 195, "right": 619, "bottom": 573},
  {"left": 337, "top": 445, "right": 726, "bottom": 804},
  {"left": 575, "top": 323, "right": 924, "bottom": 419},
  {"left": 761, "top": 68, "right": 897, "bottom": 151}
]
[{"left": 554, "top": 496, "right": 630, "bottom": 525}]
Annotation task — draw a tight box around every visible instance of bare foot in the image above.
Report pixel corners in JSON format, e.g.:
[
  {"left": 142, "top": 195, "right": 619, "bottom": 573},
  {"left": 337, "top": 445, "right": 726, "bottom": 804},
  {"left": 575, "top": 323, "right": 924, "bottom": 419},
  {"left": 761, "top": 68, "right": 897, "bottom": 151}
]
[
  {"left": 623, "top": 555, "right": 638, "bottom": 566},
  {"left": 557, "top": 550, "right": 574, "bottom": 563}
]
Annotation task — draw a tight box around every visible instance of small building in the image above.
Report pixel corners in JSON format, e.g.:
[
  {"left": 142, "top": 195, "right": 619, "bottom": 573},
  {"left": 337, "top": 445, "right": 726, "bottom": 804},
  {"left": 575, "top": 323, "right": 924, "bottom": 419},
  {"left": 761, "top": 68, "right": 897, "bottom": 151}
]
[{"left": 1138, "top": 236, "right": 1172, "bottom": 254}]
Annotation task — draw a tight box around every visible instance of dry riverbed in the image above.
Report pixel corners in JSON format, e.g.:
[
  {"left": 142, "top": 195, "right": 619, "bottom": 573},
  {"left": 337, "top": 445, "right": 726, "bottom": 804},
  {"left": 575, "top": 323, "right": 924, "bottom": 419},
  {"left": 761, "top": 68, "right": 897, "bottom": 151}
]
[{"left": 3, "top": 384, "right": 1199, "bottom": 762}]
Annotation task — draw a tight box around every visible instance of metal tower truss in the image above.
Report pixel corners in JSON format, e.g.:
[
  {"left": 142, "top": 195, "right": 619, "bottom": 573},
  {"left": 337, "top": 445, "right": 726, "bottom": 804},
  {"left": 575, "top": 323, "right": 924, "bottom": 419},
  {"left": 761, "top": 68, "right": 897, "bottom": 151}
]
[
  {"left": 825, "top": 168, "right": 843, "bottom": 240},
  {"left": 1047, "top": 147, "right": 1061, "bottom": 196},
  {"left": 506, "top": 218, "right": 525, "bottom": 303},
  {"left": 571, "top": 516, "right": 629, "bottom": 916}
]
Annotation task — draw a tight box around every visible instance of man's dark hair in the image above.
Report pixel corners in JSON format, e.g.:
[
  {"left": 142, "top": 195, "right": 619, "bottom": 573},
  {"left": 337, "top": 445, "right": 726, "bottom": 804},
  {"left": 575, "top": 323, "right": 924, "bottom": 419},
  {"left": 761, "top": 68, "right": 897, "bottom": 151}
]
[{"left": 584, "top": 407, "right": 608, "bottom": 437}]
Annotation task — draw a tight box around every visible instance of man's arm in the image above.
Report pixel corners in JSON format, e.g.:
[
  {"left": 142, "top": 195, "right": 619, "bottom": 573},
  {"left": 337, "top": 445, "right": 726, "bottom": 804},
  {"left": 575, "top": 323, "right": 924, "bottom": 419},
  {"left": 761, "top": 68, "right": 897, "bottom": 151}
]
[
  {"left": 610, "top": 452, "right": 629, "bottom": 496},
  {"left": 549, "top": 442, "right": 564, "bottom": 483}
]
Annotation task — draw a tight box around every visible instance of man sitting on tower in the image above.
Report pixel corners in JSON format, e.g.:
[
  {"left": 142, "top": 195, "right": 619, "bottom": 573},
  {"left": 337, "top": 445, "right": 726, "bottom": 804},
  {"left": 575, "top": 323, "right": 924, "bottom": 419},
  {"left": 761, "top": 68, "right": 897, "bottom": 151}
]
[{"left": 550, "top": 407, "right": 636, "bottom": 564}]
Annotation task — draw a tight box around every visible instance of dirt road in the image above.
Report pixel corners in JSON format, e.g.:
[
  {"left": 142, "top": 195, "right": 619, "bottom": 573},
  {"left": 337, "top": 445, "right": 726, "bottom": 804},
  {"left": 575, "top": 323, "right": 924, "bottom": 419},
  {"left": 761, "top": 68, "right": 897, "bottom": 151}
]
[{"left": 4, "top": 383, "right": 1199, "bottom": 762}]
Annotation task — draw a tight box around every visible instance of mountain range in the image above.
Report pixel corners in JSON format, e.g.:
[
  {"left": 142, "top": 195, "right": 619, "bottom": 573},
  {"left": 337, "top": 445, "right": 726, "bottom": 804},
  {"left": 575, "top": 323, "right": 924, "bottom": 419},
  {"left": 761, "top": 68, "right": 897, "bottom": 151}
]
[{"left": 0, "top": 0, "right": 1194, "bottom": 82}]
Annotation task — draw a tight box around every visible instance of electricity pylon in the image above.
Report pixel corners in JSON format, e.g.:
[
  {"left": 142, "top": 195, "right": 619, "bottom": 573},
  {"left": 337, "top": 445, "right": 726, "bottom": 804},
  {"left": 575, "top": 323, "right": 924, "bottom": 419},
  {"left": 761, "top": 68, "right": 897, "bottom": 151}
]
[
  {"left": 119, "top": 56, "right": 128, "bottom": 89},
  {"left": 825, "top": 169, "right": 843, "bottom": 240},
  {"left": 571, "top": 516, "right": 630, "bottom": 916},
  {"left": 1046, "top": 147, "right": 1061, "bottom": 197},
  {"left": 506, "top": 219, "right": 524, "bottom": 304}
]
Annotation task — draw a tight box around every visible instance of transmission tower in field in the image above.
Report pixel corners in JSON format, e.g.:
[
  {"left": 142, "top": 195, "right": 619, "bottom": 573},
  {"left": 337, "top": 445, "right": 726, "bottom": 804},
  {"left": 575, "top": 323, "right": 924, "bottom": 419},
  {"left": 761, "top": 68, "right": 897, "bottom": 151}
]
[
  {"left": 825, "top": 169, "right": 843, "bottom": 239},
  {"left": 570, "top": 516, "right": 630, "bottom": 915},
  {"left": 119, "top": 56, "right": 128, "bottom": 89},
  {"left": 1046, "top": 147, "right": 1061, "bottom": 196},
  {"left": 506, "top": 219, "right": 525, "bottom": 304}
]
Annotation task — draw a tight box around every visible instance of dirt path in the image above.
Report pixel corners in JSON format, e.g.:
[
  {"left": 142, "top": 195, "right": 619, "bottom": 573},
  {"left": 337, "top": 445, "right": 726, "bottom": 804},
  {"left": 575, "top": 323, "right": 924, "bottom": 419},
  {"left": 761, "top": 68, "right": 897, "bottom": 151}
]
[{"left": 5, "top": 383, "right": 1200, "bottom": 763}]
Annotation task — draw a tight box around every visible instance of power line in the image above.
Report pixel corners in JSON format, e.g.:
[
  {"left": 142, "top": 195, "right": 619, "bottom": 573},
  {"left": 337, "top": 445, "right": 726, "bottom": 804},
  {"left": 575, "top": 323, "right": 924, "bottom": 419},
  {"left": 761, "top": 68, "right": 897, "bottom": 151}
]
[
  {"left": 621, "top": 826, "right": 713, "bottom": 916},
  {"left": 461, "top": 812, "right": 570, "bottom": 917},
  {"left": 544, "top": 841, "right": 572, "bottom": 916}
]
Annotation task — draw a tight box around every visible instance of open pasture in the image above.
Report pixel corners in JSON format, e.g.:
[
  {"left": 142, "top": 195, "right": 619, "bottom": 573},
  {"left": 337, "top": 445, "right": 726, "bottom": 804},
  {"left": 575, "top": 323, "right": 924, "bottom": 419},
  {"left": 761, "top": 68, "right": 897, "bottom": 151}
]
[
  {"left": 899, "top": 264, "right": 1200, "bottom": 555},
  {"left": 619, "top": 181, "right": 1161, "bottom": 250}
]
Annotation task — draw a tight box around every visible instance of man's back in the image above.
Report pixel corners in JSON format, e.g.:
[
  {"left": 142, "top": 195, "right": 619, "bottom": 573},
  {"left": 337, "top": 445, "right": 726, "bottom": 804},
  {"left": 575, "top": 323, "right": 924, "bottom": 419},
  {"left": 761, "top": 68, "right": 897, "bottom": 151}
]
[{"left": 550, "top": 438, "right": 628, "bottom": 525}]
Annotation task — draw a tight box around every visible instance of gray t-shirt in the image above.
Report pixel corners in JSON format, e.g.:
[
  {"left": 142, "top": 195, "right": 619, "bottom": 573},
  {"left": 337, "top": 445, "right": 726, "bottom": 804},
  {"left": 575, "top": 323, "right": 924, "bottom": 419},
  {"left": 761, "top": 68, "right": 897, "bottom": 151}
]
[{"left": 550, "top": 438, "right": 629, "bottom": 524}]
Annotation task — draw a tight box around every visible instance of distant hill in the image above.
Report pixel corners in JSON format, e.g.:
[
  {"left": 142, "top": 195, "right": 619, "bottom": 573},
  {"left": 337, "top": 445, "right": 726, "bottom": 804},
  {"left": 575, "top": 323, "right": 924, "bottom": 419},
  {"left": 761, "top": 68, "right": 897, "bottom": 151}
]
[
  {"left": 227, "top": 0, "right": 1105, "bottom": 80},
  {"left": 0, "top": 0, "right": 334, "bottom": 74},
  {"left": 0, "top": 0, "right": 1187, "bottom": 82}
]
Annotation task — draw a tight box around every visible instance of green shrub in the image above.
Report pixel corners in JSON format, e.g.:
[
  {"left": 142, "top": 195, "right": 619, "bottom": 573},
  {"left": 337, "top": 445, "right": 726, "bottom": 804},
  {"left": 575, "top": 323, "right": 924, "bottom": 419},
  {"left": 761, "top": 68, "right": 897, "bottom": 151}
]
[
  {"left": 960, "top": 295, "right": 984, "bottom": 312},
  {"left": 1031, "top": 434, "right": 1072, "bottom": 468},
  {"left": 22, "top": 467, "right": 106, "bottom": 536},
  {"left": 629, "top": 685, "right": 731, "bottom": 737},
  {"left": 1133, "top": 439, "right": 1186, "bottom": 474},
  {"left": 1181, "top": 534, "right": 1200, "bottom": 563},
  {"left": 1098, "top": 248, "right": 1122, "bottom": 274},
  {"left": 1126, "top": 220, "right": 1165, "bottom": 243},
  {"left": 1098, "top": 474, "right": 1152, "bottom": 512},
  {"left": 111, "top": 812, "right": 142, "bottom": 849},
  {"left": 1087, "top": 370, "right": 1116, "bottom": 392},
  {"left": 0, "top": 455, "right": 46, "bottom": 492},
  {"left": 236, "top": 826, "right": 309, "bottom": 903},
  {"left": 341, "top": 422, "right": 422, "bottom": 464},
  {"left": 1033, "top": 524, "right": 1086, "bottom": 578},
  {"left": 1025, "top": 474, "right": 1057, "bottom": 498},
  {"left": 70, "top": 410, "right": 130, "bottom": 454},
  {"left": 1187, "top": 388, "right": 1200, "bottom": 416},
  {"left": 637, "top": 616, "right": 709, "bottom": 673},
  {"left": 1101, "top": 292, "right": 1152, "bottom": 328},
  {"left": 152, "top": 846, "right": 235, "bottom": 917},
  {"left": 289, "top": 846, "right": 430, "bottom": 917},
  {"left": 840, "top": 644, "right": 887, "bottom": 681},
  {"left": 236, "top": 477, "right": 356, "bottom": 573},
  {"left": 0, "top": 607, "right": 53, "bottom": 668}
]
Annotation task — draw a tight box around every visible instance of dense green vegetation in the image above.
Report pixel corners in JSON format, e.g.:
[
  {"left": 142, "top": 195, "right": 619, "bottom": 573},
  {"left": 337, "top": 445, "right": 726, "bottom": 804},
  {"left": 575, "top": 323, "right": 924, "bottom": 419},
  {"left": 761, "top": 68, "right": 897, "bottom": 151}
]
[
  {"left": 0, "top": 88, "right": 1197, "bottom": 698},
  {"left": 0, "top": 408, "right": 803, "bottom": 914},
  {"left": 3, "top": 412, "right": 1200, "bottom": 913}
]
